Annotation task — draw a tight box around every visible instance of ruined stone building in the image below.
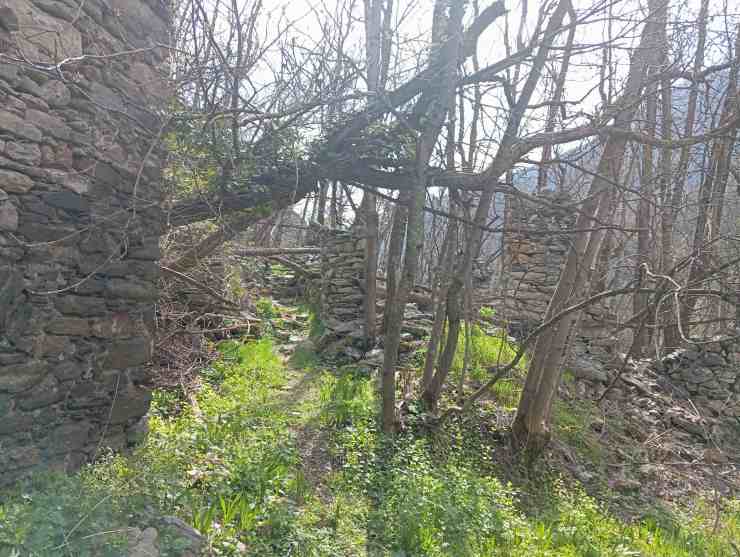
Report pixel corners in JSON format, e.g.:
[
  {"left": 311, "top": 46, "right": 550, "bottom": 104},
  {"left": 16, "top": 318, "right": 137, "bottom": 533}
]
[{"left": 0, "top": 0, "right": 169, "bottom": 483}]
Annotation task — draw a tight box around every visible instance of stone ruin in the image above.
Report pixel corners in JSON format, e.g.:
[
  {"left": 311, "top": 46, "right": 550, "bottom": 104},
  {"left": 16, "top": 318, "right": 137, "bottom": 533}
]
[
  {"left": 315, "top": 226, "right": 368, "bottom": 357},
  {"left": 500, "top": 190, "right": 575, "bottom": 329},
  {"left": 656, "top": 342, "right": 740, "bottom": 422},
  {"left": 500, "top": 190, "right": 617, "bottom": 363},
  {"left": 0, "top": 0, "right": 168, "bottom": 484},
  {"left": 499, "top": 191, "right": 740, "bottom": 436}
]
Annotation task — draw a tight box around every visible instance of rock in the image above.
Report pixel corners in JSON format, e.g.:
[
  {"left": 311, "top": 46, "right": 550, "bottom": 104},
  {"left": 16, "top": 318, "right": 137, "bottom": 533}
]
[
  {"left": 106, "top": 278, "right": 156, "bottom": 302},
  {"left": 127, "top": 527, "right": 159, "bottom": 557},
  {"left": 105, "top": 337, "right": 152, "bottom": 369},
  {"left": 25, "top": 110, "right": 71, "bottom": 142},
  {"left": 54, "top": 294, "right": 107, "bottom": 317},
  {"left": 569, "top": 358, "right": 608, "bottom": 384},
  {"left": 701, "top": 352, "right": 725, "bottom": 368},
  {"left": 343, "top": 346, "right": 363, "bottom": 360},
  {"left": 0, "top": 360, "right": 48, "bottom": 393},
  {"left": 703, "top": 448, "right": 728, "bottom": 464},
  {"left": 42, "top": 191, "right": 90, "bottom": 212},
  {"left": 46, "top": 317, "right": 93, "bottom": 336},
  {"left": 669, "top": 414, "right": 705, "bottom": 437},
  {"left": 0, "top": 110, "right": 42, "bottom": 142},
  {"left": 4, "top": 141, "right": 42, "bottom": 165},
  {"left": 159, "top": 516, "right": 205, "bottom": 556},
  {"left": 611, "top": 477, "right": 641, "bottom": 493},
  {"left": 110, "top": 387, "right": 152, "bottom": 425},
  {"left": 0, "top": 168, "right": 34, "bottom": 193},
  {"left": 39, "top": 80, "right": 72, "bottom": 107},
  {"left": 680, "top": 367, "right": 713, "bottom": 384},
  {"left": 0, "top": 201, "right": 18, "bottom": 231}
]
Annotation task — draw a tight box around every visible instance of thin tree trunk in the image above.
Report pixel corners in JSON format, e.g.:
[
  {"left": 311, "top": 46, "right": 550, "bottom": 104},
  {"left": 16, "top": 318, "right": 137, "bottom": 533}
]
[
  {"left": 359, "top": 0, "right": 384, "bottom": 347},
  {"left": 662, "top": 0, "right": 708, "bottom": 348},
  {"left": 633, "top": 63, "right": 659, "bottom": 357},
  {"left": 381, "top": 193, "right": 407, "bottom": 432},
  {"left": 536, "top": 15, "right": 575, "bottom": 193},
  {"left": 317, "top": 180, "right": 328, "bottom": 226},
  {"left": 421, "top": 211, "right": 457, "bottom": 390},
  {"left": 458, "top": 267, "right": 474, "bottom": 403},
  {"left": 380, "top": 0, "right": 464, "bottom": 433},
  {"left": 512, "top": 0, "right": 666, "bottom": 455}
]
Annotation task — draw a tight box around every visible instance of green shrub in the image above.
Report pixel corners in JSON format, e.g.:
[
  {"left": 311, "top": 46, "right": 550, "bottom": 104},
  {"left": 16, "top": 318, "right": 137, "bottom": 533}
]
[
  {"left": 319, "top": 370, "right": 376, "bottom": 427},
  {"left": 256, "top": 296, "right": 277, "bottom": 319},
  {"left": 373, "top": 440, "right": 527, "bottom": 556},
  {"left": 414, "top": 325, "right": 524, "bottom": 384},
  {"left": 479, "top": 306, "right": 496, "bottom": 321},
  {"left": 308, "top": 309, "right": 325, "bottom": 340}
]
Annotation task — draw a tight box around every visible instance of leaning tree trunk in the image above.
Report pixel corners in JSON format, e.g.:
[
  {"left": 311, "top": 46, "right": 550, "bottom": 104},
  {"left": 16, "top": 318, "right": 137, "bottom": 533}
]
[
  {"left": 423, "top": 0, "right": 572, "bottom": 412},
  {"left": 380, "top": 0, "right": 464, "bottom": 433},
  {"left": 166, "top": 210, "right": 262, "bottom": 272},
  {"left": 512, "top": 0, "right": 667, "bottom": 456},
  {"left": 680, "top": 27, "right": 740, "bottom": 339},
  {"left": 421, "top": 87, "right": 463, "bottom": 405},
  {"left": 661, "top": 0, "right": 708, "bottom": 348}
]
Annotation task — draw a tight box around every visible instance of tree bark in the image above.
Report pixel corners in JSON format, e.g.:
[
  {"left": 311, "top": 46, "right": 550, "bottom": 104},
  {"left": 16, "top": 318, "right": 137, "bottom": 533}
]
[
  {"left": 380, "top": 0, "right": 464, "bottom": 433},
  {"left": 512, "top": 0, "right": 667, "bottom": 456},
  {"left": 661, "top": 0, "right": 708, "bottom": 348}
]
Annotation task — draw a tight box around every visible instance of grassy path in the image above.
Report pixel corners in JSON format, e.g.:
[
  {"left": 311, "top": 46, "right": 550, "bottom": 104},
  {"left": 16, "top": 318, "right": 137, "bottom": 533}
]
[{"left": 1, "top": 300, "right": 739, "bottom": 556}]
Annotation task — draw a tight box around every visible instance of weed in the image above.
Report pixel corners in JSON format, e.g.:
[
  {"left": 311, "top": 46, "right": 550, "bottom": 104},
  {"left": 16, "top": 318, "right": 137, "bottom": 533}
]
[
  {"left": 256, "top": 296, "right": 277, "bottom": 319},
  {"left": 4, "top": 334, "right": 739, "bottom": 557},
  {"left": 319, "top": 370, "right": 376, "bottom": 427}
]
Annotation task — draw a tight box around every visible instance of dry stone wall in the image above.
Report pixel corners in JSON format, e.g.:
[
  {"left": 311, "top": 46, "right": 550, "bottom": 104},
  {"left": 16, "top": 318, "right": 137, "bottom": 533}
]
[
  {"left": 0, "top": 0, "right": 168, "bottom": 484},
  {"left": 500, "top": 191, "right": 617, "bottom": 355},
  {"left": 316, "top": 227, "right": 367, "bottom": 357},
  {"left": 657, "top": 341, "right": 740, "bottom": 420},
  {"left": 500, "top": 190, "right": 575, "bottom": 330}
]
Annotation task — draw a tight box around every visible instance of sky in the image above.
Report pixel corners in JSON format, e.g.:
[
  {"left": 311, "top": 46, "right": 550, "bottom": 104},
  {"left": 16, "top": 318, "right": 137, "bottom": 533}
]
[{"left": 185, "top": 0, "right": 738, "bottom": 222}]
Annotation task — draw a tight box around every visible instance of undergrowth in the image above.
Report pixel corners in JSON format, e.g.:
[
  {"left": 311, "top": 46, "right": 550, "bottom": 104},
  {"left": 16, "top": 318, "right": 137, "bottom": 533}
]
[{"left": 2, "top": 337, "right": 738, "bottom": 556}]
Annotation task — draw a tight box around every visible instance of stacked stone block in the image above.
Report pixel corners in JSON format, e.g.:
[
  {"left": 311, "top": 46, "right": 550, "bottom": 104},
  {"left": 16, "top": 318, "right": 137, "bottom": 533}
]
[
  {"left": 317, "top": 227, "right": 367, "bottom": 351},
  {"left": 500, "top": 191, "right": 575, "bottom": 329},
  {"left": 657, "top": 340, "right": 740, "bottom": 419},
  {"left": 500, "top": 190, "right": 618, "bottom": 362},
  {"left": 0, "top": 0, "right": 168, "bottom": 484}
]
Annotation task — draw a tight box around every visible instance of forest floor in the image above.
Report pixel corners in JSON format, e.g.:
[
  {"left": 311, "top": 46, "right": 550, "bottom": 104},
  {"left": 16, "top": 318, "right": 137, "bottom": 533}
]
[{"left": 1, "top": 290, "right": 739, "bottom": 556}]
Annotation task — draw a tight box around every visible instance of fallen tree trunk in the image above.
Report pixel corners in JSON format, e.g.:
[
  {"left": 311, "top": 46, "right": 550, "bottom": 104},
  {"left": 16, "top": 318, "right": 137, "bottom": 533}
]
[{"left": 234, "top": 247, "right": 321, "bottom": 256}]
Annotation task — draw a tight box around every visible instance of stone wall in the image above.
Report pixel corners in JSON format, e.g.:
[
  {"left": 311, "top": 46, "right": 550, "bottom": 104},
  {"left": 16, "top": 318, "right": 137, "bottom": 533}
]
[
  {"left": 499, "top": 190, "right": 621, "bottom": 376},
  {"left": 657, "top": 341, "right": 740, "bottom": 419},
  {"left": 501, "top": 190, "right": 616, "bottom": 343},
  {"left": 316, "top": 227, "right": 367, "bottom": 357},
  {"left": 500, "top": 190, "right": 575, "bottom": 331},
  {"left": 0, "top": 0, "right": 168, "bottom": 484}
]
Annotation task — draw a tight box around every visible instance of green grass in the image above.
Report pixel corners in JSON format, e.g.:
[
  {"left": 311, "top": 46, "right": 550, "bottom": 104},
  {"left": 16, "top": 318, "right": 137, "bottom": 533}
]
[
  {"left": 553, "top": 397, "right": 606, "bottom": 464},
  {"left": 412, "top": 324, "right": 526, "bottom": 383},
  {"left": 2, "top": 337, "right": 739, "bottom": 557}
]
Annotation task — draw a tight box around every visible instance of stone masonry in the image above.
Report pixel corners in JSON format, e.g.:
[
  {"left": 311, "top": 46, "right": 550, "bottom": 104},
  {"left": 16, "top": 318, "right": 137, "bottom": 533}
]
[
  {"left": 316, "top": 226, "right": 367, "bottom": 356},
  {"left": 500, "top": 190, "right": 575, "bottom": 330},
  {"left": 0, "top": 0, "right": 168, "bottom": 484},
  {"left": 500, "top": 190, "right": 618, "bottom": 364},
  {"left": 656, "top": 340, "right": 740, "bottom": 421}
]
